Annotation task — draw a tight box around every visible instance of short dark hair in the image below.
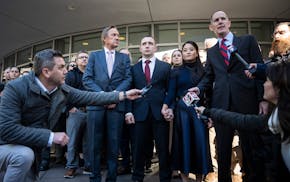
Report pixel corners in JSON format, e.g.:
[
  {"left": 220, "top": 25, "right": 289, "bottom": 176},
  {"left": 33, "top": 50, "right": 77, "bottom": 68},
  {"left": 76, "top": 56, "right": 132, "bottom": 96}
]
[
  {"left": 140, "top": 36, "right": 155, "bottom": 44},
  {"left": 33, "top": 49, "right": 63, "bottom": 76},
  {"left": 76, "top": 50, "right": 89, "bottom": 58}
]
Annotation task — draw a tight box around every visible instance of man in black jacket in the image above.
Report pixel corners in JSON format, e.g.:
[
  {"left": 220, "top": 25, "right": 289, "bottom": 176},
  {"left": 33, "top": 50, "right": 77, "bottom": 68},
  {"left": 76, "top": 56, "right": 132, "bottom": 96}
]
[{"left": 64, "top": 50, "right": 91, "bottom": 178}]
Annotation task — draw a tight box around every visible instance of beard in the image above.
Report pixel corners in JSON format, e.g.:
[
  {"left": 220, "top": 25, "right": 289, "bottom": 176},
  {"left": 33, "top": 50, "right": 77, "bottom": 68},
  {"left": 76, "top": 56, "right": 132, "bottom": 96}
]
[{"left": 271, "top": 37, "right": 290, "bottom": 56}]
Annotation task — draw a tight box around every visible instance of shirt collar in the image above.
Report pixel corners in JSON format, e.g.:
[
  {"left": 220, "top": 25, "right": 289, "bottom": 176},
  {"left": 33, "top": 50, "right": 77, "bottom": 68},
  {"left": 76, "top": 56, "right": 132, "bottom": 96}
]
[
  {"left": 35, "top": 77, "right": 58, "bottom": 95},
  {"left": 142, "top": 57, "right": 156, "bottom": 64},
  {"left": 104, "top": 47, "right": 115, "bottom": 55},
  {"left": 218, "top": 32, "right": 234, "bottom": 46}
]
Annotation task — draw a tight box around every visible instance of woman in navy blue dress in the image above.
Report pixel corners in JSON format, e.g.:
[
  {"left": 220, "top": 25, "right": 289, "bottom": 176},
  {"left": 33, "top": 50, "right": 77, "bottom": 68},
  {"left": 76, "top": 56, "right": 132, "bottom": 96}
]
[{"left": 162, "top": 41, "right": 212, "bottom": 182}]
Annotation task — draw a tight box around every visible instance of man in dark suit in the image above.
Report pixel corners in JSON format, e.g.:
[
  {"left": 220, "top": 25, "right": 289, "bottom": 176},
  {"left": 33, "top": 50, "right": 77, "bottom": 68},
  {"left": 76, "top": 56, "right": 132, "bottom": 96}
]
[
  {"left": 82, "top": 26, "right": 132, "bottom": 182},
  {"left": 126, "top": 36, "right": 172, "bottom": 182},
  {"left": 189, "top": 11, "right": 267, "bottom": 182}
]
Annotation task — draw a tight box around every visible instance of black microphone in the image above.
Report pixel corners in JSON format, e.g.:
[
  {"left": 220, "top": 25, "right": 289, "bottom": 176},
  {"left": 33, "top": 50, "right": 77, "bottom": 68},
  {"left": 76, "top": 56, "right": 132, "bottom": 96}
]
[{"left": 227, "top": 45, "right": 257, "bottom": 74}]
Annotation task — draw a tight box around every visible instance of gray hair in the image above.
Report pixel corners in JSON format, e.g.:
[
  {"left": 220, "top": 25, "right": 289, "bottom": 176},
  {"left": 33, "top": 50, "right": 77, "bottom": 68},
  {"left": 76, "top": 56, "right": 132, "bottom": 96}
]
[{"left": 101, "top": 26, "right": 117, "bottom": 45}]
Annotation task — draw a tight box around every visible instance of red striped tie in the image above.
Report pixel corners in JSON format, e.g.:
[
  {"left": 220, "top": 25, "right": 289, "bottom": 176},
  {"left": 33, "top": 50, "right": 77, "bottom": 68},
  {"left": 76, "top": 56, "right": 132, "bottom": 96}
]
[{"left": 220, "top": 39, "right": 229, "bottom": 66}]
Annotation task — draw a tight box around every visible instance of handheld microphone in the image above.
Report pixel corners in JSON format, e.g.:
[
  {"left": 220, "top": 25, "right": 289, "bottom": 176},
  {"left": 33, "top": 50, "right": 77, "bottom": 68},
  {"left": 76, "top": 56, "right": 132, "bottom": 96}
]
[{"left": 227, "top": 45, "right": 257, "bottom": 74}]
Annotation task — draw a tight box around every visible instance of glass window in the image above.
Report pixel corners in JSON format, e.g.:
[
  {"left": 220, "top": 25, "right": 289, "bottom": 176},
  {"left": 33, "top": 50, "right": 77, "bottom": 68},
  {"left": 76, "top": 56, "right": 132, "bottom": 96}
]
[
  {"left": 128, "top": 25, "right": 151, "bottom": 46},
  {"left": 155, "top": 46, "right": 179, "bottom": 63},
  {"left": 72, "top": 32, "right": 102, "bottom": 52},
  {"left": 118, "top": 27, "right": 127, "bottom": 49},
  {"left": 63, "top": 56, "right": 70, "bottom": 63},
  {"left": 259, "top": 44, "right": 272, "bottom": 60},
  {"left": 231, "top": 22, "right": 248, "bottom": 36},
  {"left": 251, "top": 21, "right": 273, "bottom": 42},
  {"left": 4, "top": 54, "right": 15, "bottom": 68},
  {"left": 17, "top": 47, "right": 32, "bottom": 65},
  {"left": 180, "top": 22, "right": 212, "bottom": 43},
  {"left": 55, "top": 37, "right": 70, "bottom": 54},
  {"left": 128, "top": 48, "right": 141, "bottom": 65},
  {"left": 154, "top": 23, "right": 178, "bottom": 44},
  {"left": 33, "top": 41, "right": 53, "bottom": 56}
]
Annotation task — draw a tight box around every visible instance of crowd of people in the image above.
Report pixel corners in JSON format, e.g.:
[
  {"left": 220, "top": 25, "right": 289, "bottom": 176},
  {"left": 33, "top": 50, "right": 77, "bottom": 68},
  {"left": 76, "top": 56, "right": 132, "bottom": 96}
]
[{"left": 0, "top": 10, "right": 289, "bottom": 182}]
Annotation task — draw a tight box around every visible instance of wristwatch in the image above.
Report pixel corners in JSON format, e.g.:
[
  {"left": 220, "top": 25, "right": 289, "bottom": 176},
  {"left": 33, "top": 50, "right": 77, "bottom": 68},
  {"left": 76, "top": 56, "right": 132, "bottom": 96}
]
[{"left": 123, "top": 91, "right": 127, "bottom": 99}]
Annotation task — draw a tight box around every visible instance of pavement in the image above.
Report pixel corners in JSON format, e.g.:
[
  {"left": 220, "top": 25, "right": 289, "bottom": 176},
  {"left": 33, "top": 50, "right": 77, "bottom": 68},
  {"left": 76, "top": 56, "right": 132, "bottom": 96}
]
[
  {"left": 39, "top": 162, "right": 186, "bottom": 182},
  {"left": 39, "top": 163, "right": 242, "bottom": 182}
]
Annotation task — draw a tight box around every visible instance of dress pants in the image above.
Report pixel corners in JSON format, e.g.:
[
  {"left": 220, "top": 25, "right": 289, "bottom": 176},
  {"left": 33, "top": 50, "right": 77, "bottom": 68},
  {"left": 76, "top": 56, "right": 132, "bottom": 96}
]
[
  {"left": 132, "top": 111, "right": 171, "bottom": 182},
  {"left": 119, "top": 122, "right": 135, "bottom": 169},
  {"left": 66, "top": 110, "right": 90, "bottom": 169},
  {"left": 87, "top": 109, "right": 123, "bottom": 182}
]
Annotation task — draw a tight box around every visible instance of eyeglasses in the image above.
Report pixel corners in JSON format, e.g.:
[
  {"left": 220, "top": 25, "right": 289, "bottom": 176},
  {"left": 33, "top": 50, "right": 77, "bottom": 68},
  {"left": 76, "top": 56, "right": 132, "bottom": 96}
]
[
  {"left": 69, "top": 64, "right": 76, "bottom": 67},
  {"left": 78, "top": 56, "right": 88, "bottom": 59}
]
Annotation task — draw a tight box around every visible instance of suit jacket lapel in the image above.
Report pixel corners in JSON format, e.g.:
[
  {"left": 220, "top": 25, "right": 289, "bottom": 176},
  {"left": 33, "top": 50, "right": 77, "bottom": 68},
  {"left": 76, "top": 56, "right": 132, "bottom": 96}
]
[
  {"left": 112, "top": 51, "right": 119, "bottom": 75},
  {"left": 229, "top": 36, "right": 241, "bottom": 68},
  {"left": 99, "top": 49, "right": 109, "bottom": 77},
  {"left": 136, "top": 61, "right": 147, "bottom": 86},
  {"left": 151, "top": 59, "right": 161, "bottom": 84}
]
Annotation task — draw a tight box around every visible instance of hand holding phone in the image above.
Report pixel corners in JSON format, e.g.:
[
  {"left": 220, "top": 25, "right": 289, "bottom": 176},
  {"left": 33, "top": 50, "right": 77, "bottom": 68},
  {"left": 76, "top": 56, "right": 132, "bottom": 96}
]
[{"left": 141, "top": 84, "right": 152, "bottom": 96}]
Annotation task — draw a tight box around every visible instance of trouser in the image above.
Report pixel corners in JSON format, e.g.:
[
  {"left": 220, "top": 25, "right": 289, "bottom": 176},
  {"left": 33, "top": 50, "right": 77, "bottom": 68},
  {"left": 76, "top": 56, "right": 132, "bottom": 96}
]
[
  {"left": 0, "top": 144, "right": 36, "bottom": 182},
  {"left": 132, "top": 111, "right": 171, "bottom": 182},
  {"left": 66, "top": 110, "right": 90, "bottom": 169},
  {"left": 119, "top": 121, "right": 135, "bottom": 168},
  {"left": 87, "top": 109, "right": 124, "bottom": 182}
]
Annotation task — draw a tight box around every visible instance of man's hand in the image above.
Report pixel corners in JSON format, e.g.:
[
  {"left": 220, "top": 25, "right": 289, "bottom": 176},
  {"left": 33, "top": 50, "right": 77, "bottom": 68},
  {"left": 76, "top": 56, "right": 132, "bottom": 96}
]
[
  {"left": 125, "top": 113, "right": 135, "bottom": 124},
  {"left": 188, "top": 87, "right": 200, "bottom": 95},
  {"left": 119, "top": 89, "right": 142, "bottom": 101},
  {"left": 244, "top": 63, "right": 257, "bottom": 79},
  {"left": 53, "top": 132, "right": 69, "bottom": 146},
  {"left": 195, "top": 106, "right": 206, "bottom": 115},
  {"left": 195, "top": 106, "right": 214, "bottom": 128}
]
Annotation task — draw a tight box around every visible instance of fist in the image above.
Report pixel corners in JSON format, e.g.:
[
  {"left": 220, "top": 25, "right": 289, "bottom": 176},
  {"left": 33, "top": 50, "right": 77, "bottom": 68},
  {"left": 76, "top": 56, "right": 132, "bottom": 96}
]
[{"left": 53, "top": 132, "right": 69, "bottom": 146}]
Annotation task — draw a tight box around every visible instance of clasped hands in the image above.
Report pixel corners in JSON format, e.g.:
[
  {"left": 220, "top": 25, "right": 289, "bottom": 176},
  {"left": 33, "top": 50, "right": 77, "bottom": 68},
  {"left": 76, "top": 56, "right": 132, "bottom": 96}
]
[{"left": 161, "top": 104, "right": 174, "bottom": 122}]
